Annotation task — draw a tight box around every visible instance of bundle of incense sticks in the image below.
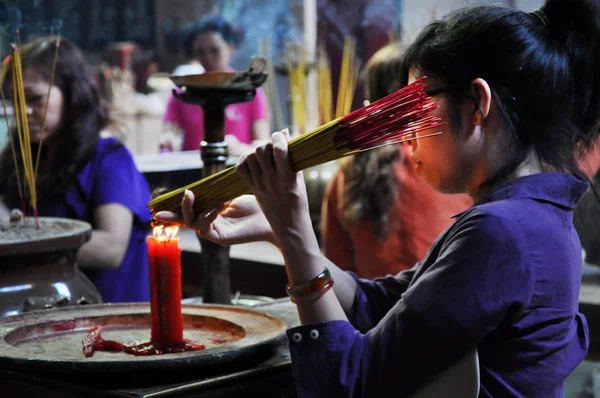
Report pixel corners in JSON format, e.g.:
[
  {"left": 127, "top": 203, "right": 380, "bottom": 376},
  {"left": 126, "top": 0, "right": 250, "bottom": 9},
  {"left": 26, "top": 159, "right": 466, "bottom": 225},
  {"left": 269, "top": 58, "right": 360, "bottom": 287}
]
[
  {"left": 335, "top": 36, "right": 360, "bottom": 119},
  {"left": 287, "top": 42, "right": 307, "bottom": 133},
  {"left": 317, "top": 45, "right": 333, "bottom": 125},
  {"left": 0, "top": 36, "right": 59, "bottom": 226},
  {"left": 0, "top": 46, "right": 37, "bottom": 220},
  {"left": 147, "top": 77, "right": 444, "bottom": 217}
]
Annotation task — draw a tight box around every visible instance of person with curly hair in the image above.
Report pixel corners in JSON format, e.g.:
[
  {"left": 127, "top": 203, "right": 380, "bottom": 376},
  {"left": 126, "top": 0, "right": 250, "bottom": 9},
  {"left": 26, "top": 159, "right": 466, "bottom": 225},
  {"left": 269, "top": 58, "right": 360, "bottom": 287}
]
[{"left": 321, "top": 42, "right": 472, "bottom": 279}]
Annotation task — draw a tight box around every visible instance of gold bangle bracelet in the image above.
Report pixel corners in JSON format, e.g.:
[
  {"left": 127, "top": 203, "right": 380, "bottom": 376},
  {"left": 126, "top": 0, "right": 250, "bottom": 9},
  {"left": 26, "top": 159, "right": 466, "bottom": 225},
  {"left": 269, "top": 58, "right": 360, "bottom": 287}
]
[{"left": 286, "top": 268, "right": 334, "bottom": 303}]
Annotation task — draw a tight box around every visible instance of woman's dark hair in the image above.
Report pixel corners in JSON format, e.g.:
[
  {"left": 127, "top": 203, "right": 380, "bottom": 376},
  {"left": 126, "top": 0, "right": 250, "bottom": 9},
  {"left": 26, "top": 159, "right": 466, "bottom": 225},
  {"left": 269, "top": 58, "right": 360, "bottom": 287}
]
[
  {"left": 0, "top": 36, "right": 109, "bottom": 209},
  {"left": 182, "top": 15, "right": 244, "bottom": 59},
  {"left": 342, "top": 42, "right": 405, "bottom": 238},
  {"left": 400, "top": 0, "right": 600, "bottom": 186}
]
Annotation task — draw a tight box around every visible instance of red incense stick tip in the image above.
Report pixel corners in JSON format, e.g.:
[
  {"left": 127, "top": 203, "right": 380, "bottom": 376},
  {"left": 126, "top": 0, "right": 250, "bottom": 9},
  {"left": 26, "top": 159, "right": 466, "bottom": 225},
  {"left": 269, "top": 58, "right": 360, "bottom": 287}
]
[
  {"left": 34, "top": 208, "right": 40, "bottom": 230},
  {"left": 335, "top": 77, "right": 445, "bottom": 150}
]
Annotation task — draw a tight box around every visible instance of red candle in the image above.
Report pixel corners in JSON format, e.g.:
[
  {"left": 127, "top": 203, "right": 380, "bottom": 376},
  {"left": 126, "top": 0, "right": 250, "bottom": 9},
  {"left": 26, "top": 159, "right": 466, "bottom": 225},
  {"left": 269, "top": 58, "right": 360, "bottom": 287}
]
[
  {"left": 147, "top": 225, "right": 183, "bottom": 349},
  {"left": 80, "top": 226, "right": 206, "bottom": 358}
]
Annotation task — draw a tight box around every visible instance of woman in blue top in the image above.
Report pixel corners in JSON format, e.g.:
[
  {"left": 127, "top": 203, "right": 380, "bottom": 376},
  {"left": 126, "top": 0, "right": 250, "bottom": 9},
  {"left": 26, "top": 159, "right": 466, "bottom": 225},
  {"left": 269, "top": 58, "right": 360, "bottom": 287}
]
[
  {"left": 0, "top": 37, "right": 151, "bottom": 303},
  {"left": 157, "top": 0, "right": 600, "bottom": 396}
]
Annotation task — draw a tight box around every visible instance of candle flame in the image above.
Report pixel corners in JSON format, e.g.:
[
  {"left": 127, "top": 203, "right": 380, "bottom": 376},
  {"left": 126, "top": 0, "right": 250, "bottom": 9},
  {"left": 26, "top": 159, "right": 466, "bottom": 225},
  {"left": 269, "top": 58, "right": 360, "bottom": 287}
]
[
  {"left": 153, "top": 225, "right": 164, "bottom": 237},
  {"left": 165, "top": 226, "right": 179, "bottom": 238},
  {"left": 153, "top": 225, "right": 179, "bottom": 239}
]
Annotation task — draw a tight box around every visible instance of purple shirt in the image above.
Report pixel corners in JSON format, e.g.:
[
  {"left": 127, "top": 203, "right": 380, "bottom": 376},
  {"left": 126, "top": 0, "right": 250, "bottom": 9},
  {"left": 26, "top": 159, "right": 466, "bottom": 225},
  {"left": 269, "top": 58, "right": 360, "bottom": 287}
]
[
  {"left": 38, "top": 138, "right": 152, "bottom": 303},
  {"left": 287, "top": 172, "right": 589, "bottom": 397}
]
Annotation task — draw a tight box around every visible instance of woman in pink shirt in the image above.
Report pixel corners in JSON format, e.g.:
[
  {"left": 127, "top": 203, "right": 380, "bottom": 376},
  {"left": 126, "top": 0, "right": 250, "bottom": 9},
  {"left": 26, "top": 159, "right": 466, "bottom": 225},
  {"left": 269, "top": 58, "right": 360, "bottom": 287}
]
[{"left": 161, "top": 16, "right": 270, "bottom": 154}]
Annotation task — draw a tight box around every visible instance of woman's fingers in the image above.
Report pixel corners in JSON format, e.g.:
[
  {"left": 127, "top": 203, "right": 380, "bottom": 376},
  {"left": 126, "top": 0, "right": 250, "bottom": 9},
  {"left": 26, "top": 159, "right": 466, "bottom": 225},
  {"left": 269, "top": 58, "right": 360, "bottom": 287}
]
[
  {"left": 153, "top": 190, "right": 195, "bottom": 226},
  {"left": 175, "top": 190, "right": 228, "bottom": 234},
  {"left": 238, "top": 147, "right": 270, "bottom": 192},
  {"left": 201, "top": 207, "right": 220, "bottom": 226},
  {"left": 236, "top": 151, "right": 253, "bottom": 186},
  {"left": 256, "top": 143, "right": 277, "bottom": 189},
  {"left": 246, "top": 149, "right": 265, "bottom": 189},
  {"left": 272, "top": 130, "right": 293, "bottom": 175},
  {"left": 181, "top": 189, "right": 196, "bottom": 227},
  {"left": 237, "top": 129, "right": 291, "bottom": 191},
  {"left": 154, "top": 211, "right": 184, "bottom": 225},
  {"left": 202, "top": 201, "right": 226, "bottom": 225}
]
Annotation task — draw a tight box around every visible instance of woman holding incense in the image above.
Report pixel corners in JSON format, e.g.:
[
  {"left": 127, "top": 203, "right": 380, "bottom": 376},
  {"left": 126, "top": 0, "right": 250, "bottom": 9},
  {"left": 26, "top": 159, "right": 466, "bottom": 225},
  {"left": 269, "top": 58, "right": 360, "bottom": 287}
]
[
  {"left": 160, "top": 15, "right": 270, "bottom": 155},
  {"left": 0, "top": 37, "right": 152, "bottom": 303},
  {"left": 156, "top": 0, "right": 600, "bottom": 395},
  {"left": 321, "top": 42, "right": 472, "bottom": 279}
]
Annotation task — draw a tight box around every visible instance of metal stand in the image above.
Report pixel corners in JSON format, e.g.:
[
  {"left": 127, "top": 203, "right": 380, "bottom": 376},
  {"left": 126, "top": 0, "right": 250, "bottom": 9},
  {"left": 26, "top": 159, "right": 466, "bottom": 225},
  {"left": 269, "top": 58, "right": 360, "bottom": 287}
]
[{"left": 173, "top": 88, "right": 257, "bottom": 304}]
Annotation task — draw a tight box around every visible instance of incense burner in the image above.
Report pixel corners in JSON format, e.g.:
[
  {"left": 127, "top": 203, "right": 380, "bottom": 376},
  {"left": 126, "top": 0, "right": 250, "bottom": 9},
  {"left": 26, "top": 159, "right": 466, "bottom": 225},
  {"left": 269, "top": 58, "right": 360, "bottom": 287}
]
[{"left": 0, "top": 216, "right": 102, "bottom": 317}]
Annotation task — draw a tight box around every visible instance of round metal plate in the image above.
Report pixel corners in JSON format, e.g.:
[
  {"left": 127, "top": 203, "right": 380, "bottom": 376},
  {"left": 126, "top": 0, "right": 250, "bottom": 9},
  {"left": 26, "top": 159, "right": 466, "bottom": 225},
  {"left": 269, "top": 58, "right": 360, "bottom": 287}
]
[
  {"left": 0, "top": 303, "right": 287, "bottom": 372},
  {"left": 0, "top": 217, "right": 91, "bottom": 256}
]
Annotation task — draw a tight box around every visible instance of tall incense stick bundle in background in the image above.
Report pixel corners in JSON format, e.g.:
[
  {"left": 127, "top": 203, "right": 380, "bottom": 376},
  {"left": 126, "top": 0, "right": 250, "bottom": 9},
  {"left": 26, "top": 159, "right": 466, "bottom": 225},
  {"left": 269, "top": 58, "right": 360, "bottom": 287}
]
[
  {"left": 285, "top": 36, "right": 359, "bottom": 133},
  {"left": 148, "top": 77, "right": 444, "bottom": 217},
  {"left": 258, "top": 36, "right": 284, "bottom": 131},
  {"left": 317, "top": 46, "right": 333, "bottom": 124},
  {"left": 0, "top": 61, "right": 26, "bottom": 214},
  {"left": 0, "top": 36, "right": 60, "bottom": 227},
  {"left": 10, "top": 45, "right": 38, "bottom": 221},
  {"left": 335, "top": 36, "right": 358, "bottom": 119}
]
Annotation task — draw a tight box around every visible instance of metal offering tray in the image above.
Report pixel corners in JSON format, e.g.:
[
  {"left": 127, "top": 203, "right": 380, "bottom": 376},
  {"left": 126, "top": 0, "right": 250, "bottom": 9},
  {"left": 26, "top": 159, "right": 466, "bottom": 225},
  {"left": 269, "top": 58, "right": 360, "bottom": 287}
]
[{"left": 0, "top": 303, "right": 288, "bottom": 373}]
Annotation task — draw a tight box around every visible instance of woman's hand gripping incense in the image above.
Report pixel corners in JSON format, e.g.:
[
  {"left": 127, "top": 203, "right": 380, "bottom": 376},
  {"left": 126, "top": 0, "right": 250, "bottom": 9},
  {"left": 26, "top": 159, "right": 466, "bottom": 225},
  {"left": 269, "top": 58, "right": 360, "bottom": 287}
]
[
  {"left": 236, "top": 130, "right": 318, "bottom": 257},
  {"left": 154, "top": 193, "right": 277, "bottom": 246},
  {"left": 237, "top": 130, "right": 349, "bottom": 324}
]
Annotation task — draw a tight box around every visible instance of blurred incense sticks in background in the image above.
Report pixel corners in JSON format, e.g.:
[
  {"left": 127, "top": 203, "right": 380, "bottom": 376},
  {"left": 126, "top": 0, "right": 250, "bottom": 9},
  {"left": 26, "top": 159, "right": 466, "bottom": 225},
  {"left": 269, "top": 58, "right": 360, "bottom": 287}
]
[
  {"left": 334, "top": 37, "right": 360, "bottom": 120},
  {"left": 257, "top": 35, "right": 360, "bottom": 136}
]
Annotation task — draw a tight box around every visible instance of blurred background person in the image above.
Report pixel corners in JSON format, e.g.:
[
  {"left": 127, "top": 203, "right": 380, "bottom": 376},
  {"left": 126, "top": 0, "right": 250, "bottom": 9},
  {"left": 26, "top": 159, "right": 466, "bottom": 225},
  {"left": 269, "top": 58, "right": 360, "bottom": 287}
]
[
  {"left": 160, "top": 15, "right": 270, "bottom": 155},
  {"left": 320, "top": 42, "right": 473, "bottom": 279},
  {"left": 170, "top": 20, "right": 206, "bottom": 77},
  {"left": 0, "top": 37, "right": 152, "bottom": 303}
]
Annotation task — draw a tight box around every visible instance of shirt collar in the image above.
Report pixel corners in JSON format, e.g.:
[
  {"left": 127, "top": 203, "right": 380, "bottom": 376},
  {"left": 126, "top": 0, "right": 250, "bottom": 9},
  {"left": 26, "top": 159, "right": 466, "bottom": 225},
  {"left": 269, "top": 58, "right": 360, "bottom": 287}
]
[{"left": 452, "top": 172, "right": 590, "bottom": 218}]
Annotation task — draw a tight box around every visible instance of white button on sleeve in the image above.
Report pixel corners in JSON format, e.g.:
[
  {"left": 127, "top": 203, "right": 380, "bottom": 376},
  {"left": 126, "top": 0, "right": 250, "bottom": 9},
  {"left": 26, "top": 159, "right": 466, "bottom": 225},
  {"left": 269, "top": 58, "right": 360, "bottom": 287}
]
[
  {"left": 309, "top": 329, "right": 320, "bottom": 340},
  {"left": 292, "top": 332, "right": 302, "bottom": 343}
]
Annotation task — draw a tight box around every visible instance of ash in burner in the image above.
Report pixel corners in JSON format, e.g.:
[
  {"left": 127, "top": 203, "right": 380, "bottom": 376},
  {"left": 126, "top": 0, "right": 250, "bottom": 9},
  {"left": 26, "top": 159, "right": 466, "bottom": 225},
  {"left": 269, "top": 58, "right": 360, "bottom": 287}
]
[{"left": 0, "top": 210, "right": 77, "bottom": 242}]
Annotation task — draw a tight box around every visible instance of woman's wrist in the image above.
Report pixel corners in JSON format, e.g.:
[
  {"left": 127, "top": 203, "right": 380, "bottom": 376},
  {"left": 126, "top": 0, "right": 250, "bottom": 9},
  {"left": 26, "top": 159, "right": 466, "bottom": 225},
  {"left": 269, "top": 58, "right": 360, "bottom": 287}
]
[
  {"left": 280, "top": 241, "right": 325, "bottom": 286},
  {"left": 265, "top": 230, "right": 280, "bottom": 247},
  {"left": 274, "top": 223, "right": 320, "bottom": 255}
]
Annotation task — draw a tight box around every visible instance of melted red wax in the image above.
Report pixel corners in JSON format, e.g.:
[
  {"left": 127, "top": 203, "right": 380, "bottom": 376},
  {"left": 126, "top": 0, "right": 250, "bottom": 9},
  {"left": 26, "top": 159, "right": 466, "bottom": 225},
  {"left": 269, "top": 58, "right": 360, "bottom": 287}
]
[
  {"left": 50, "top": 320, "right": 77, "bottom": 331},
  {"left": 97, "top": 338, "right": 206, "bottom": 356},
  {"left": 82, "top": 326, "right": 103, "bottom": 358},
  {"left": 81, "top": 326, "right": 206, "bottom": 357}
]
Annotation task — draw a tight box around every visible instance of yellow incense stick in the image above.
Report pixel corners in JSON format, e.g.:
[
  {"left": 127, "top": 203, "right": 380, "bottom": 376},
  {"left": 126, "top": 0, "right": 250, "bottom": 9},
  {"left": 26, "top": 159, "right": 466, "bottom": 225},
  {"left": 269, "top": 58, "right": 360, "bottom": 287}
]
[
  {"left": 0, "top": 64, "right": 25, "bottom": 208},
  {"left": 11, "top": 46, "right": 37, "bottom": 212}
]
